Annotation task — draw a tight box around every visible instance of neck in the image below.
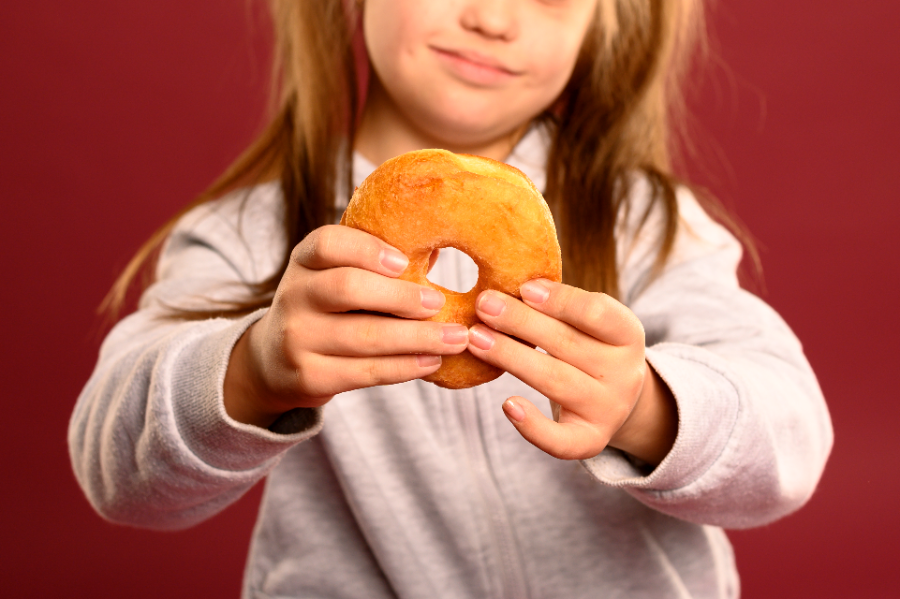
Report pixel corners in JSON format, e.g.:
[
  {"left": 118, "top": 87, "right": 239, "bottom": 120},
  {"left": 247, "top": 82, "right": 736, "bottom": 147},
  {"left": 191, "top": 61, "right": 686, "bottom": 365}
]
[{"left": 354, "top": 78, "right": 527, "bottom": 165}]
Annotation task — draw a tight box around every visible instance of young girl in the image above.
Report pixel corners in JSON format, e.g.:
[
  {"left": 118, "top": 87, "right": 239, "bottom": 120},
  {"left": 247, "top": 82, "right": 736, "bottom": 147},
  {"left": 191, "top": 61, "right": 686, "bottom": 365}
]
[{"left": 70, "top": 0, "right": 833, "bottom": 596}]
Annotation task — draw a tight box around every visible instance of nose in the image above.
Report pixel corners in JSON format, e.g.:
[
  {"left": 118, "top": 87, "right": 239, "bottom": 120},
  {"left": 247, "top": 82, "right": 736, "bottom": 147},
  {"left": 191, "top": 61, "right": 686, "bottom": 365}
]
[{"left": 459, "top": 0, "right": 519, "bottom": 41}]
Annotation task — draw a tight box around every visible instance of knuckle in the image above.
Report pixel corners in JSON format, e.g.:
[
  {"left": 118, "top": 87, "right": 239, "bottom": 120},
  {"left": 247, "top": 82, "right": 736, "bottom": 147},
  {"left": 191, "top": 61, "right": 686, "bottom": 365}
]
[
  {"left": 282, "top": 327, "right": 315, "bottom": 373},
  {"left": 380, "top": 277, "right": 406, "bottom": 305},
  {"left": 288, "top": 350, "right": 319, "bottom": 395},
  {"left": 300, "top": 272, "right": 319, "bottom": 306},
  {"left": 327, "top": 268, "right": 355, "bottom": 300},
  {"left": 361, "top": 361, "right": 382, "bottom": 387},
  {"left": 506, "top": 301, "right": 532, "bottom": 330},
  {"left": 370, "top": 277, "right": 405, "bottom": 312},
  {"left": 554, "top": 326, "right": 581, "bottom": 357},
  {"left": 314, "top": 225, "right": 341, "bottom": 259},
  {"left": 554, "top": 285, "right": 581, "bottom": 313},
  {"left": 270, "top": 284, "right": 291, "bottom": 313},
  {"left": 406, "top": 322, "right": 432, "bottom": 348},
  {"left": 356, "top": 320, "right": 381, "bottom": 348},
  {"left": 301, "top": 371, "right": 333, "bottom": 400},
  {"left": 280, "top": 317, "right": 303, "bottom": 355},
  {"left": 627, "top": 312, "right": 646, "bottom": 344},
  {"left": 290, "top": 241, "right": 316, "bottom": 267},
  {"left": 292, "top": 351, "right": 311, "bottom": 383},
  {"left": 294, "top": 225, "right": 343, "bottom": 266},
  {"left": 537, "top": 360, "right": 570, "bottom": 397},
  {"left": 373, "top": 279, "right": 419, "bottom": 315},
  {"left": 581, "top": 294, "right": 608, "bottom": 328},
  {"left": 361, "top": 359, "right": 404, "bottom": 388},
  {"left": 289, "top": 242, "right": 306, "bottom": 266},
  {"left": 294, "top": 227, "right": 325, "bottom": 264}
]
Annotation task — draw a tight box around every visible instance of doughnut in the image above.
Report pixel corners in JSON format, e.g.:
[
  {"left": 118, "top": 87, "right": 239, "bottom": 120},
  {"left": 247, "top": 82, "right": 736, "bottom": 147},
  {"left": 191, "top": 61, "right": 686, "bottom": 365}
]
[{"left": 340, "top": 149, "right": 562, "bottom": 389}]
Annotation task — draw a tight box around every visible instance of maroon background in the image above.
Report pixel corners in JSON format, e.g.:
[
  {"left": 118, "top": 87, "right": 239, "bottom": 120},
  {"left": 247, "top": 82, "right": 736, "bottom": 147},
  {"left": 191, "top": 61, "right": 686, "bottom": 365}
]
[{"left": 2, "top": 1, "right": 898, "bottom": 597}]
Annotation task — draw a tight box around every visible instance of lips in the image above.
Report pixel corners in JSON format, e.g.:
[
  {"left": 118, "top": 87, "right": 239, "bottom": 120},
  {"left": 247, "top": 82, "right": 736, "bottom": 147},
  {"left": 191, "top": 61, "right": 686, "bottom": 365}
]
[
  {"left": 430, "top": 46, "right": 522, "bottom": 85},
  {"left": 435, "top": 47, "right": 519, "bottom": 74}
]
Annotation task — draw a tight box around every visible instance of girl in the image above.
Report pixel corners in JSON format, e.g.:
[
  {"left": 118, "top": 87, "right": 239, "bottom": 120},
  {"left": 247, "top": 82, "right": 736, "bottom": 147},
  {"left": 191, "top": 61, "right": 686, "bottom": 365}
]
[{"left": 70, "top": 0, "right": 833, "bottom": 597}]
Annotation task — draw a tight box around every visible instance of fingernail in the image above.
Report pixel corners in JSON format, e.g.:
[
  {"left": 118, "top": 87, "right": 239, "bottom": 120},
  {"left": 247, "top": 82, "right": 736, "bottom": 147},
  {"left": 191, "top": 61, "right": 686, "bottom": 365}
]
[
  {"left": 442, "top": 325, "right": 468, "bottom": 345},
  {"left": 520, "top": 280, "right": 550, "bottom": 304},
  {"left": 416, "top": 355, "right": 441, "bottom": 368},
  {"left": 477, "top": 292, "right": 505, "bottom": 317},
  {"left": 380, "top": 248, "right": 409, "bottom": 274},
  {"left": 468, "top": 325, "right": 495, "bottom": 350},
  {"left": 421, "top": 287, "right": 445, "bottom": 310},
  {"left": 503, "top": 399, "right": 525, "bottom": 423}
]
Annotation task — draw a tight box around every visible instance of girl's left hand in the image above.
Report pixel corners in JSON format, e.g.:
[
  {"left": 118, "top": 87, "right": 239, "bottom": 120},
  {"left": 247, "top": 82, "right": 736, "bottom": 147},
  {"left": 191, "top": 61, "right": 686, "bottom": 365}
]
[{"left": 467, "top": 279, "right": 678, "bottom": 464}]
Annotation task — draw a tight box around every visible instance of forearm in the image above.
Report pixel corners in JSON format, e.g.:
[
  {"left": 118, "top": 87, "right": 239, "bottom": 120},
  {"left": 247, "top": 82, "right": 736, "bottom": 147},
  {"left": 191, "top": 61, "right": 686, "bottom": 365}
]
[
  {"left": 69, "top": 311, "right": 319, "bottom": 529},
  {"left": 583, "top": 334, "right": 832, "bottom": 528},
  {"left": 587, "top": 183, "right": 833, "bottom": 526}
]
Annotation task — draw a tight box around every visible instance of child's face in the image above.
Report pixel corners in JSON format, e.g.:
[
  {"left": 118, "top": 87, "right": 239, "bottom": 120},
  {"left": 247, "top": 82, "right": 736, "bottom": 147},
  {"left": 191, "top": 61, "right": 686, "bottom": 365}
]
[{"left": 362, "top": 0, "right": 599, "bottom": 150}]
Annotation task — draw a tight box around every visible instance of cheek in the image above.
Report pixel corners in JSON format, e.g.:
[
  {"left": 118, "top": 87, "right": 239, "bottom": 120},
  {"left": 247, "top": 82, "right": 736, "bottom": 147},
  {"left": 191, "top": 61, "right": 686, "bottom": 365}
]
[
  {"left": 364, "top": 0, "right": 417, "bottom": 77},
  {"left": 364, "top": 0, "right": 445, "bottom": 79},
  {"left": 520, "top": 5, "right": 596, "bottom": 97},
  {"left": 522, "top": 39, "right": 583, "bottom": 102}
]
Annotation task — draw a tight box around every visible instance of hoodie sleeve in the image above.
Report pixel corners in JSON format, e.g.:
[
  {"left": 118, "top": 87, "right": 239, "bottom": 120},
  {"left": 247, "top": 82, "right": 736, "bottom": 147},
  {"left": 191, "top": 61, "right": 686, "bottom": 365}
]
[
  {"left": 68, "top": 185, "right": 323, "bottom": 530},
  {"left": 581, "top": 182, "right": 833, "bottom": 529}
]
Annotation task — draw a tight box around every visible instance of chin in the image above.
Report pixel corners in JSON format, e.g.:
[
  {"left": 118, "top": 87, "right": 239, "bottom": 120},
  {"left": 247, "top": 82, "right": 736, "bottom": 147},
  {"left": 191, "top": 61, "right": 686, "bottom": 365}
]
[{"left": 414, "top": 104, "right": 531, "bottom": 152}]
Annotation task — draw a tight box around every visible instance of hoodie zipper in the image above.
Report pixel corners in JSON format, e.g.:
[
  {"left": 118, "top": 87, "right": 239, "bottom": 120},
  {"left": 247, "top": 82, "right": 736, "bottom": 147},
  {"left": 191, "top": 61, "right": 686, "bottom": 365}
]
[{"left": 458, "top": 387, "right": 529, "bottom": 599}]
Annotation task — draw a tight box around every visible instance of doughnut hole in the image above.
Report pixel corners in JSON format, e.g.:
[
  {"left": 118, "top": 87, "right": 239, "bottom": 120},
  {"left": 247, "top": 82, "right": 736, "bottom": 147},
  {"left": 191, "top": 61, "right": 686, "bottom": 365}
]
[{"left": 426, "top": 247, "right": 479, "bottom": 293}]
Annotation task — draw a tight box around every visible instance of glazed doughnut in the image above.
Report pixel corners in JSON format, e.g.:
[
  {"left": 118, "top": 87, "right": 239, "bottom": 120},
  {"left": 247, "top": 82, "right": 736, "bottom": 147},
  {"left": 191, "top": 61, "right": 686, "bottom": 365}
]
[{"left": 340, "top": 149, "right": 562, "bottom": 389}]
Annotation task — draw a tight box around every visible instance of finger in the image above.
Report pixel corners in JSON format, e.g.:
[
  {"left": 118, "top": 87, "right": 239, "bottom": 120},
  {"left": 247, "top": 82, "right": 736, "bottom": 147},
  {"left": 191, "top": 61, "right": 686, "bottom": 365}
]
[
  {"left": 474, "top": 289, "right": 602, "bottom": 373},
  {"left": 501, "top": 396, "right": 610, "bottom": 460},
  {"left": 467, "top": 324, "right": 601, "bottom": 417},
  {"left": 306, "top": 267, "right": 445, "bottom": 318},
  {"left": 293, "top": 225, "right": 410, "bottom": 277},
  {"left": 309, "top": 314, "right": 468, "bottom": 357},
  {"left": 518, "top": 279, "right": 644, "bottom": 347},
  {"left": 298, "top": 353, "right": 444, "bottom": 397}
]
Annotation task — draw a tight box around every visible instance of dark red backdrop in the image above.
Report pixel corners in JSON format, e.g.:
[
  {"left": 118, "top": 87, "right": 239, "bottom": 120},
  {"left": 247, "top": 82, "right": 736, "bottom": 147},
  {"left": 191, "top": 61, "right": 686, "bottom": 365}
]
[{"left": 2, "top": 1, "right": 898, "bottom": 597}]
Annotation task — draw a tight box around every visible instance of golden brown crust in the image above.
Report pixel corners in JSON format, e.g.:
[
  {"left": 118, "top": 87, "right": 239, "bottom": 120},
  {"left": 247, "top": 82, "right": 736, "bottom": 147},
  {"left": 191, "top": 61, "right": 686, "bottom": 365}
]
[{"left": 341, "top": 149, "right": 562, "bottom": 389}]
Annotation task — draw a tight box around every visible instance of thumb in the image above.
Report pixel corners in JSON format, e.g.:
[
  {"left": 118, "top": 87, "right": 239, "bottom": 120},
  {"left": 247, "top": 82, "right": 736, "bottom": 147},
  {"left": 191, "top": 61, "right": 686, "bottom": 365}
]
[{"left": 502, "top": 396, "right": 608, "bottom": 461}]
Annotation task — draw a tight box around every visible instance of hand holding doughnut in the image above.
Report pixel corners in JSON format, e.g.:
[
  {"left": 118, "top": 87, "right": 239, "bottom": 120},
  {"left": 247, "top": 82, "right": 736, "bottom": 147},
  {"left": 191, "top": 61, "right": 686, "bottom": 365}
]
[
  {"left": 341, "top": 149, "right": 562, "bottom": 389},
  {"left": 223, "top": 224, "right": 470, "bottom": 428},
  {"left": 467, "top": 281, "right": 678, "bottom": 464}
]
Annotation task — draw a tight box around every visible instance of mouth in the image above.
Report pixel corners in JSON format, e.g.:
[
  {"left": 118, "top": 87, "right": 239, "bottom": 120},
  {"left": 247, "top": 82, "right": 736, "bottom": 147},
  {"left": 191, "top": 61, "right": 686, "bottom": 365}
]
[{"left": 430, "top": 46, "right": 522, "bottom": 84}]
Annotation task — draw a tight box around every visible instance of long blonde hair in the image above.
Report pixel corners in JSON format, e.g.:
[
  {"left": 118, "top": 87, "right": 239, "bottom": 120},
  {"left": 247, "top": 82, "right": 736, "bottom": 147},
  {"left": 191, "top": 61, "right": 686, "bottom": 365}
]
[{"left": 103, "top": 0, "right": 720, "bottom": 319}]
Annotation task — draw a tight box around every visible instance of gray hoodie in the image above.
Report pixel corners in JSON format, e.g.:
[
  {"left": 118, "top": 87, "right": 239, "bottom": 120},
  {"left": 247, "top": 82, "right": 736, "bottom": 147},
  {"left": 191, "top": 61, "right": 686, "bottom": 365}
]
[{"left": 69, "top": 128, "right": 832, "bottom": 598}]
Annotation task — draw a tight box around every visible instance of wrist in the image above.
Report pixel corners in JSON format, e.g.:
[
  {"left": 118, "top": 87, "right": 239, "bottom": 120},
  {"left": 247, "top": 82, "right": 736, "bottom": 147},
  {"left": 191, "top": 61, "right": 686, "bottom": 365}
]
[
  {"left": 609, "top": 360, "right": 678, "bottom": 466},
  {"left": 223, "top": 321, "right": 285, "bottom": 429}
]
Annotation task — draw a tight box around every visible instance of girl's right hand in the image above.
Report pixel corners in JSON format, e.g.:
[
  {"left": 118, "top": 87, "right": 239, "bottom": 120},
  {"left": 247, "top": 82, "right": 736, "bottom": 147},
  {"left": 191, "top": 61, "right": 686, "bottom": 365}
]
[{"left": 223, "top": 225, "right": 466, "bottom": 428}]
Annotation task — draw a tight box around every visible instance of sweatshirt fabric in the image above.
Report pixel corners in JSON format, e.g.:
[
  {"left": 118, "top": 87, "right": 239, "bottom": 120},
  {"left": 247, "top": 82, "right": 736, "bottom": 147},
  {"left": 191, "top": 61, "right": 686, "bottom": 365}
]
[{"left": 69, "top": 127, "right": 833, "bottom": 598}]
